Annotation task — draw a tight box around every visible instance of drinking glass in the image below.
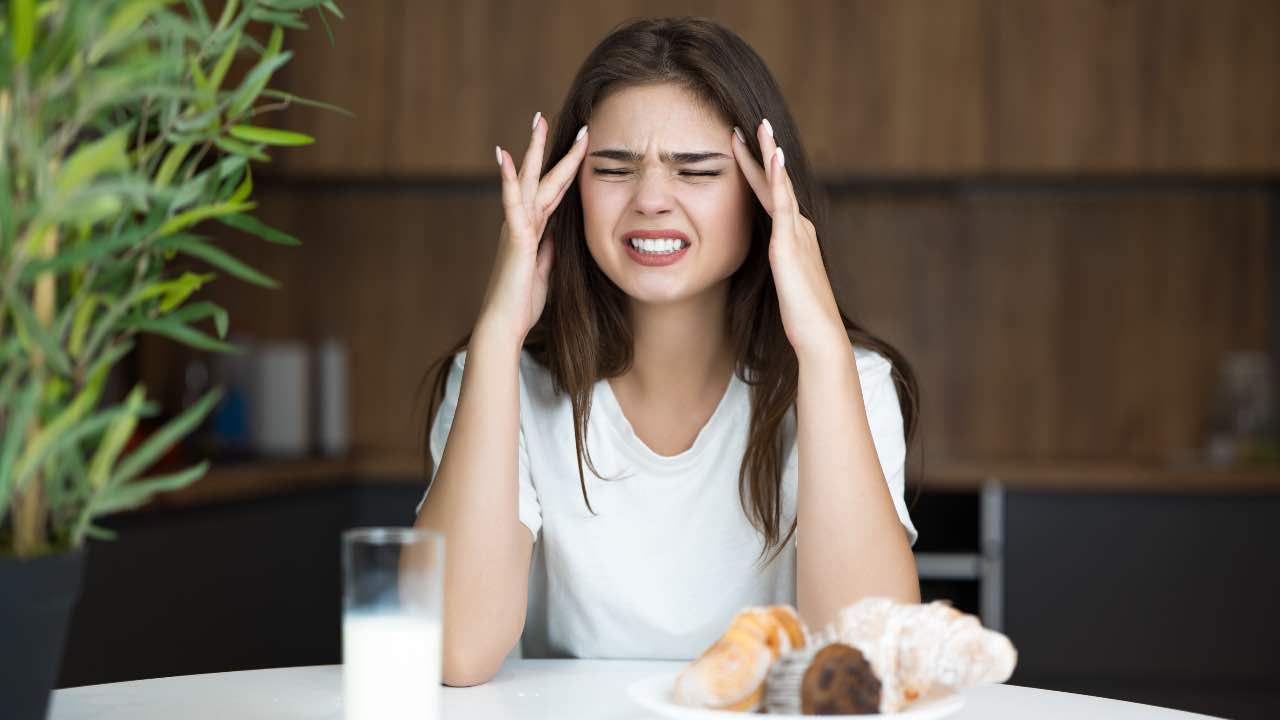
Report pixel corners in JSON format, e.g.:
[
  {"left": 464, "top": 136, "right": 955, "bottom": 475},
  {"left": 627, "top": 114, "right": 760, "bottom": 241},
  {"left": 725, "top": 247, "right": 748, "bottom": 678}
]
[{"left": 341, "top": 527, "right": 445, "bottom": 720}]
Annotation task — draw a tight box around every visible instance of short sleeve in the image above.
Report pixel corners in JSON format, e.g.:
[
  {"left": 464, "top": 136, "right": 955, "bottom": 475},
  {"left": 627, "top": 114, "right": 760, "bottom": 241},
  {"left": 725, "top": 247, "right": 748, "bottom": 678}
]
[
  {"left": 414, "top": 350, "right": 543, "bottom": 543},
  {"left": 785, "top": 350, "right": 918, "bottom": 548}
]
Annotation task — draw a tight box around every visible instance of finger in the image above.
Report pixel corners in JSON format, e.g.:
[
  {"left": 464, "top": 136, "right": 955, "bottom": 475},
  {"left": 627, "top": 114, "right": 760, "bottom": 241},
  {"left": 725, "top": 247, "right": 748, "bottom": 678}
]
[
  {"left": 769, "top": 147, "right": 795, "bottom": 226},
  {"left": 534, "top": 125, "right": 589, "bottom": 212},
  {"left": 497, "top": 146, "right": 534, "bottom": 238},
  {"left": 731, "top": 126, "right": 773, "bottom": 215},
  {"left": 520, "top": 111, "right": 548, "bottom": 204},
  {"left": 757, "top": 118, "right": 778, "bottom": 184}
]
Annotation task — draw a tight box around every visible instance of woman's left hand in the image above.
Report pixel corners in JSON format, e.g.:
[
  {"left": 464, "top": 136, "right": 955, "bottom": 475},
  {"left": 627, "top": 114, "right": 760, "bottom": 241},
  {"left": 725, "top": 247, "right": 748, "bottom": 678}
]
[{"left": 732, "top": 120, "right": 847, "bottom": 361}]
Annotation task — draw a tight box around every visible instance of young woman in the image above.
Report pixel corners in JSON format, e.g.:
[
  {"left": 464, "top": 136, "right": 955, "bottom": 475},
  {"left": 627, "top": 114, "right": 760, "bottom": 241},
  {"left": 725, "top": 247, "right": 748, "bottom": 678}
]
[{"left": 414, "top": 16, "right": 920, "bottom": 687}]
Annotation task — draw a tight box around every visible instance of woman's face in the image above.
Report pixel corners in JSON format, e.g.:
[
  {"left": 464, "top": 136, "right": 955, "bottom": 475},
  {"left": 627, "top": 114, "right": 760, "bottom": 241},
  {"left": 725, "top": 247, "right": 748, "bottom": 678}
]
[{"left": 578, "top": 83, "right": 753, "bottom": 306}]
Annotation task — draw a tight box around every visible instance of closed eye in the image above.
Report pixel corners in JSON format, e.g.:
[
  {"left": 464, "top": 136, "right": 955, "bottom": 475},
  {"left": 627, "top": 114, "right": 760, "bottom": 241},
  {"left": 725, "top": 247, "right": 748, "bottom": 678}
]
[{"left": 592, "top": 169, "right": 722, "bottom": 177}]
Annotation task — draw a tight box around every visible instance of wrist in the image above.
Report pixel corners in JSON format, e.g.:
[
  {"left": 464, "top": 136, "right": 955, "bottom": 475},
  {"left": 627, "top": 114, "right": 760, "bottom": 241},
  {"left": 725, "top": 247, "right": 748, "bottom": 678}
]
[
  {"left": 471, "top": 316, "right": 526, "bottom": 360},
  {"left": 794, "top": 329, "right": 855, "bottom": 375}
]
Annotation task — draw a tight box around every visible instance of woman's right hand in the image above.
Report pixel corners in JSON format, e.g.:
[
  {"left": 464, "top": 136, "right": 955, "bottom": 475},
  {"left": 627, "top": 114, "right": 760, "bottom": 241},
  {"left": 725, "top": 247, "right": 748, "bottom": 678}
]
[{"left": 476, "top": 113, "right": 589, "bottom": 345}]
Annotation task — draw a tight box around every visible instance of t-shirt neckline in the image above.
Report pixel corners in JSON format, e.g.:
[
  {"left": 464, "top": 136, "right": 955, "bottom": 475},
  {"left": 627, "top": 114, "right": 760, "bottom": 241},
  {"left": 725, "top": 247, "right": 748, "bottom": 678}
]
[{"left": 595, "top": 370, "right": 744, "bottom": 470}]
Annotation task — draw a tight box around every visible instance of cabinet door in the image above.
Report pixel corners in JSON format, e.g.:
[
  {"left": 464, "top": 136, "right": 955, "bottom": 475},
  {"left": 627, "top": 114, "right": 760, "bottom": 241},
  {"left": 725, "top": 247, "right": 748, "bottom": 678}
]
[
  {"left": 992, "top": 0, "right": 1280, "bottom": 173},
  {"left": 1003, "top": 489, "right": 1280, "bottom": 718}
]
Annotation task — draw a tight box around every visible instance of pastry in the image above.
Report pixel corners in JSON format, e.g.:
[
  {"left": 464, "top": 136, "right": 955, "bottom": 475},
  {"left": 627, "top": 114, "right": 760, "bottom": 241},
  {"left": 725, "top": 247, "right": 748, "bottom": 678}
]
[
  {"left": 829, "top": 597, "right": 1017, "bottom": 712},
  {"left": 672, "top": 605, "right": 809, "bottom": 712},
  {"left": 765, "top": 642, "right": 881, "bottom": 715}
]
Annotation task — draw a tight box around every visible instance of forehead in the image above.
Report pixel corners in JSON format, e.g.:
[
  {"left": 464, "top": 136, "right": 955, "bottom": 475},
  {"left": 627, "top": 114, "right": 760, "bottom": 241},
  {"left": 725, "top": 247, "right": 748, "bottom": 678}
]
[{"left": 590, "top": 83, "right": 728, "bottom": 147}]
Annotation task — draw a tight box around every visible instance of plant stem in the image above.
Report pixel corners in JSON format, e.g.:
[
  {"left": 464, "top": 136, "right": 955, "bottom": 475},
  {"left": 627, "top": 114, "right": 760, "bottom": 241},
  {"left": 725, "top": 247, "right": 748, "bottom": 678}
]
[{"left": 12, "top": 225, "right": 58, "bottom": 557}]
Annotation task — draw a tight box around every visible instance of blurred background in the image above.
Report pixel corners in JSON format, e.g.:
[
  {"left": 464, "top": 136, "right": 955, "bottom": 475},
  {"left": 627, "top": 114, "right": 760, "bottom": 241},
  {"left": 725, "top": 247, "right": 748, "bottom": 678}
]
[{"left": 59, "top": 1, "right": 1278, "bottom": 718}]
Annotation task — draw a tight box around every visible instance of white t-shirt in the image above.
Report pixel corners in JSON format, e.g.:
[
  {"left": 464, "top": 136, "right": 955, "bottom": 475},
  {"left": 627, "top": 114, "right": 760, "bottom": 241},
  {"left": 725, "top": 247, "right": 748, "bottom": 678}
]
[{"left": 416, "top": 346, "right": 917, "bottom": 660}]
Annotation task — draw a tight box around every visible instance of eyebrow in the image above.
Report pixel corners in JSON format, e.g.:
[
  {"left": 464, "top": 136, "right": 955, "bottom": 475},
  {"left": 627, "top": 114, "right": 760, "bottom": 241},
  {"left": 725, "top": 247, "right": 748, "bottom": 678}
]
[{"left": 588, "top": 148, "right": 730, "bottom": 164}]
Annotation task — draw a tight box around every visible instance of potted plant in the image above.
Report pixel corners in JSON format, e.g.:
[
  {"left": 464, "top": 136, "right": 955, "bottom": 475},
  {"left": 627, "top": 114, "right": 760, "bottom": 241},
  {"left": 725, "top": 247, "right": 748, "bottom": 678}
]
[{"left": 0, "top": 1, "right": 342, "bottom": 717}]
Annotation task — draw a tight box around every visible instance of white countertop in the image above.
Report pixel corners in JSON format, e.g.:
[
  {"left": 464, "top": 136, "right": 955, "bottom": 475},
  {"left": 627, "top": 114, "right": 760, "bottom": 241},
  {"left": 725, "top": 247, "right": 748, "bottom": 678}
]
[{"left": 50, "top": 659, "right": 1221, "bottom": 719}]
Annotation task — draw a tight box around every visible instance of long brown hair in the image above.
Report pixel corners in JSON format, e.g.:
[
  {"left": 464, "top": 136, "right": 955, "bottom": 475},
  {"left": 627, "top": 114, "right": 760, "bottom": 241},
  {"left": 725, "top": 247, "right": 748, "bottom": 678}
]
[{"left": 421, "top": 16, "right": 919, "bottom": 565}]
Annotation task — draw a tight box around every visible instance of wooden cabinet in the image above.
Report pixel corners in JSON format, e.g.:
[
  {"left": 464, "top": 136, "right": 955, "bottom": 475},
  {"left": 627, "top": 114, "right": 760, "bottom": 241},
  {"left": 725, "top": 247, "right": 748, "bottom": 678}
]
[
  {"left": 271, "top": 0, "right": 1280, "bottom": 177},
  {"left": 992, "top": 0, "right": 1280, "bottom": 173}
]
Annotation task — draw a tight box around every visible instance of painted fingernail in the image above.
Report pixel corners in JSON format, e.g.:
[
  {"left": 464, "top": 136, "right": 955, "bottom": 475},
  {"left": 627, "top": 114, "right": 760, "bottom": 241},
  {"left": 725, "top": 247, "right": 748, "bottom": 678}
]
[
  {"left": 575, "top": 125, "right": 588, "bottom": 142},
  {"left": 495, "top": 145, "right": 503, "bottom": 167},
  {"left": 762, "top": 118, "right": 774, "bottom": 138},
  {"left": 532, "top": 111, "right": 541, "bottom": 131},
  {"left": 733, "top": 126, "right": 746, "bottom": 145},
  {"left": 775, "top": 147, "right": 785, "bottom": 167}
]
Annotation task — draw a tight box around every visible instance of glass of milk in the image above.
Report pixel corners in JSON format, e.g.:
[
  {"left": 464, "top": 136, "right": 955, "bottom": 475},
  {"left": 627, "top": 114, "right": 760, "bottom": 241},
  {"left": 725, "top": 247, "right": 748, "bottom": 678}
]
[{"left": 341, "top": 527, "right": 445, "bottom": 720}]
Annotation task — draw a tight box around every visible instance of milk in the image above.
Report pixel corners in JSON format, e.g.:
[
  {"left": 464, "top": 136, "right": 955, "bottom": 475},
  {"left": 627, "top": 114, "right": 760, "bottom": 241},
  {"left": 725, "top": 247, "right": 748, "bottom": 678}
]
[{"left": 343, "top": 613, "right": 442, "bottom": 720}]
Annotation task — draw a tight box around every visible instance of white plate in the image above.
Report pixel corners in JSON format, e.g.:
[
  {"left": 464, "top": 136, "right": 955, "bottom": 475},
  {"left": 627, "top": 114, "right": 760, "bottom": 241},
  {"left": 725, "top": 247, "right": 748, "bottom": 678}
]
[{"left": 626, "top": 672, "right": 965, "bottom": 720}]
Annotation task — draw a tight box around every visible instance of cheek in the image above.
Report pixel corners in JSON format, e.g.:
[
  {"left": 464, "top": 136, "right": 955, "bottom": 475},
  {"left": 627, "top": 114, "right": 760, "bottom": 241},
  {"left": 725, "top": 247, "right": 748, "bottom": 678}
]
[{"left": 692, "top": 185, "right": 753, "bottom": 261}]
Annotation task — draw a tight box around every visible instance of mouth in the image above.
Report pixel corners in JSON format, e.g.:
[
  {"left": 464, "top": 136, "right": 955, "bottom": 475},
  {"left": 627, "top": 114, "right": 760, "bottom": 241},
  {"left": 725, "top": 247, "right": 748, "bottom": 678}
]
[{"left": 622, "top": 230, "right": 690, "bottom": 267}]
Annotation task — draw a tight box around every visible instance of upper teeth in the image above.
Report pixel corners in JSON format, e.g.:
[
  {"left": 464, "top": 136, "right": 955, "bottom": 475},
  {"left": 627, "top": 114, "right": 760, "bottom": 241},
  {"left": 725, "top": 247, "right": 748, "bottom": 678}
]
[{"left": 629, "top": 238, "right": 686, "bottom": 253}]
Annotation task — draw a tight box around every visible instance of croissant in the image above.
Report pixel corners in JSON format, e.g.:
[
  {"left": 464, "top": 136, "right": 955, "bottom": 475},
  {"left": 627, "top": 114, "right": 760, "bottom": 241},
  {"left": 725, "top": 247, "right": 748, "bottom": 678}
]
[
  {"left": 672, "top": 605, "right": 808, "bottom": 712},
  {"left": 826, "top": 597, "right": 1017, "bottom": 712}
]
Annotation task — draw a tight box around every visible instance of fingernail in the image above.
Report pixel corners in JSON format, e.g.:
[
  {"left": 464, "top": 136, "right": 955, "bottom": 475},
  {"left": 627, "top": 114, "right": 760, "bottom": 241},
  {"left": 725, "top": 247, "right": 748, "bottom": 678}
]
[
  {"left": 733, "top": 126, "right": 746, "bottom": 145},
  {"left": 762, "top": 118, "right": 774, "bottom": 138},
  {"left": 575, "top": 125, "right": 588, "bottom": 142},
  {"left": 775, "top": 147, "right": 785, "bottom": 167},
  {"left": 531, "top": 111, "right": 541, "bottom": 131},
  {"left": 495, "top": 145, "right": 503, "bottom": 167}
]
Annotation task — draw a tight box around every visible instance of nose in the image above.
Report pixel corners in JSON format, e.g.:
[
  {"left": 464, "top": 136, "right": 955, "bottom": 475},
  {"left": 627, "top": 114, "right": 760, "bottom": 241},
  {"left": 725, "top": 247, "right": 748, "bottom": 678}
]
[{"left": 631, "top": 169, "right": 675, "bottom": 216}]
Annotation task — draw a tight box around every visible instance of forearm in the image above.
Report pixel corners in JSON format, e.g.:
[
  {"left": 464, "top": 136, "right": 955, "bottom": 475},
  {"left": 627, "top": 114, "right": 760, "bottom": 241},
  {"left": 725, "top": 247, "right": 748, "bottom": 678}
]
[
  {"left": 414, "top": 322, "right": 532, "bottom": 685},
  {"left": 794, "top": 341, "right": 920, "bottom": 632}
]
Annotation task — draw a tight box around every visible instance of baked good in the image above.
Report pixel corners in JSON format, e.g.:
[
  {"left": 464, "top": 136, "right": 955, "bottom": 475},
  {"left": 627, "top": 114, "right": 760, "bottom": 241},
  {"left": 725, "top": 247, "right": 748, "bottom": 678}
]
[
  {"left": 672, "top": 605, "right": 809, "bottom": 712},
  {"left": 764, "top": 642, "right": 881, "bottom": 715},
  {"left": 828, "top": 597, "right": 1017, "bottom": 712}
]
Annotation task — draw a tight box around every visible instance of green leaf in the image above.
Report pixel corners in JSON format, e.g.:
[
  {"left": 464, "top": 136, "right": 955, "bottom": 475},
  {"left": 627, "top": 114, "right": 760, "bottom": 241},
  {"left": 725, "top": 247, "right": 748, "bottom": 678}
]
[
  {"left": 12, "top": 364, "right": 116, "bottom": 498},
  {"left": 0, "top": 379, "right": 41, "bottom": 519},
  {"left": 219, "top": 212, "right": 300, "bottom": 246},
  {"left": 82, "top": 525, "right": 119, "bottom": 541},
  {"left": 110, "top": 387, "right": 223, "bottom": 486},
  {"left": 322, "top": 1, "right": 345, "bottom": 21},
  {"left": 19, "top": 226, "right": 147, "bottom": 280},
  {"left": 156, "top": 234, "right": 278, "bottom": 288},
  {"left": 249, "top": 9, "right": 308, "bottom": 29},
  {"left": 68, "top": 295, "right": 100, "bottom": 359},
  {"left": 207, "top": 27, "right": 242, "bottom": 90},
  {"left": 125, "top": 316, "right": 241, "bottom": 354},
  {"left": 86, "top": 385, "right": 146, "bottom": 490},
  {"left": 167, "top": 300, "right": 230, "bottom": 338},
  {"left": 213, "top": 136, "right": 269, "bottom": 162},
  {"left": 227, "top": 39, "right": 290, "bottom": 118},
  {"left": 184, "top": 0, "right": 211, "bottom": 33},
  {"left": 157, "top": 201, "right": 256, "bottom": 236},
  {"left": 53, "top": 129, "right": 130, "bottom": 202},
  {"left": 88, "top": 0, "right": 178, "bottom": 64},
  {"left": 4, "top": 286, "right": 73, "bottom": 375},
  {"left": 134, "top": 271, "right": 216, "bottom": 311},
  {"left": 94, "top": 460, "right": 211, "bottom": 515},
  {"left": 213, "top": 0, "right": 240, "bottom": 33},
  {"left": 153, "top": 141, "right": 193, "bottom": 188},
  {"left": 10, "top": 0, "right": 35, "bottom": 63},
  {"left": 228, "top": 124, "right": 314, "bottom": 146},
  {"left": 189, "top": 54, "right": 211, "bottom": 107},
  {"left": 228, "top": 165, "right": 253, "bottom": 204}
]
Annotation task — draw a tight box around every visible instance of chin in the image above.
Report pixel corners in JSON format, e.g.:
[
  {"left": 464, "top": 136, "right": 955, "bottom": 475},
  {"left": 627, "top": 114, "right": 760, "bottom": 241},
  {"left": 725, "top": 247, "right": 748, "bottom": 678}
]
[{"left": 609, "top": 273, "right": 691, "bottom": 303}]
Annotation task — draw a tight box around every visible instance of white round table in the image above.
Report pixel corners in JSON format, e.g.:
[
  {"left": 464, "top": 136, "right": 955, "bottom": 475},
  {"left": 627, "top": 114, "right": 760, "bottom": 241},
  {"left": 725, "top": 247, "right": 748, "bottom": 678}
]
[{"left": 50, "top": 659, "right": 1221, "bottom": 719}]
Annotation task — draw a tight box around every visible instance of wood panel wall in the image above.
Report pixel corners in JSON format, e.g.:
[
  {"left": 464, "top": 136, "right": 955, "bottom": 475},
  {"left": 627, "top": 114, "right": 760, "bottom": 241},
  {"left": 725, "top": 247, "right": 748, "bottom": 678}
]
[
  {"left": 139, "top": 184, "right": 1271, "bottom": 466},
  {"left": 137, "top": 0, "right": 1277, "bottom": 474},
  {"left": 273, "top": 0, "right": 1280, "bottom": 176}
]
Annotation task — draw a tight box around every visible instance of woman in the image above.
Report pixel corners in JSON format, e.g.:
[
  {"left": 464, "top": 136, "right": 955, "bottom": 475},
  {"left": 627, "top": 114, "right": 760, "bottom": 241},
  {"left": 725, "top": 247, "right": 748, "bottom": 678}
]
[{"left": 415, "top": 16, "right": 920, "bottom": 687}]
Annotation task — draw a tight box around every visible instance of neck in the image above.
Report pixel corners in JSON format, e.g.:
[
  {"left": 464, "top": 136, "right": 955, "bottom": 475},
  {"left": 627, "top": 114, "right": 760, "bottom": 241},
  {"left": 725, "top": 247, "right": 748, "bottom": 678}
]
[{"left": 622, "top": 282, "right": 735, "bottom": 400}]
